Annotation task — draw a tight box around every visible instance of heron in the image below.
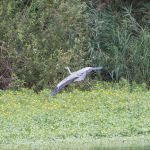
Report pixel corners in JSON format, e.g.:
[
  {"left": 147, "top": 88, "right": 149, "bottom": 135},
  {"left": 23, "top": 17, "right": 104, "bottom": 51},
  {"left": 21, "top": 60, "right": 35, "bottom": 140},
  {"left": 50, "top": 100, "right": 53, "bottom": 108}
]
[{"left": 50, "top": 67, "right": 103, "bottom": 96}]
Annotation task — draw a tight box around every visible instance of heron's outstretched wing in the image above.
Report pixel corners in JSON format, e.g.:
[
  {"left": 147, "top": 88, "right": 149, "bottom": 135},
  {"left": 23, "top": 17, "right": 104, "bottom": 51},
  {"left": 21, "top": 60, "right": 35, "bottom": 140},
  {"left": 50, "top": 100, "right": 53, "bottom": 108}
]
[{"left": 51, "top": 74, "right": 78, "bottom": 96}]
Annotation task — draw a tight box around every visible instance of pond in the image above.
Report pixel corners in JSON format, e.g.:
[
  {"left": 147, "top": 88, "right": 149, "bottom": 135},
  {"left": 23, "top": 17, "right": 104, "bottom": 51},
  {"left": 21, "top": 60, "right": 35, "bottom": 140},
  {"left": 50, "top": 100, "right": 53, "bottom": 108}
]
[{"left": 90, "top": 146, "right": 150, "bottom": 150}]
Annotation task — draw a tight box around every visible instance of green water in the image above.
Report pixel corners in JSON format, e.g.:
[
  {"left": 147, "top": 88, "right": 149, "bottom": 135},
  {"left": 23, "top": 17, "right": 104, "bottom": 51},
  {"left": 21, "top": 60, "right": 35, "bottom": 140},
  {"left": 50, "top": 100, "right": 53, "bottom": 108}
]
[
  {"left": 90, "top": 146, "right": 150, "bottom": 150},
  {"left": 0, "top": 144, "right": 149, "bottom": 150},
  {"left": 0, "top": 136, "right": 149, "bottom": 150}
]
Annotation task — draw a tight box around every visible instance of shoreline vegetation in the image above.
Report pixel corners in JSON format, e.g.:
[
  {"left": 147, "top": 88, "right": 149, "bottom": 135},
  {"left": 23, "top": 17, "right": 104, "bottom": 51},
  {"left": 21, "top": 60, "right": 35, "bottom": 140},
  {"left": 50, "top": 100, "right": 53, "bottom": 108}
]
[{"left": 1, "top": 0, "right": 150, "bottom": 91}]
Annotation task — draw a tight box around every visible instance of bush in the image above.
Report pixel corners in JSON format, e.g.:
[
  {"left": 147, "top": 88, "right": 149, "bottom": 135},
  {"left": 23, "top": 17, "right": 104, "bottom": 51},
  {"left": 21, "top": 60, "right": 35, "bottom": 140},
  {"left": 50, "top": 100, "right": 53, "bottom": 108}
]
[{"left": 0, "top": 0, "right": 87, "bottom": 89}]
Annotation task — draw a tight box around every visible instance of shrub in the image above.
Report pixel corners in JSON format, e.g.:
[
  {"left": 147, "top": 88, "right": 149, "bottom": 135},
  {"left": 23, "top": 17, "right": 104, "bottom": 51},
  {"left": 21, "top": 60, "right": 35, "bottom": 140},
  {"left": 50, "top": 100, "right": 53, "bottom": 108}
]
[{"left": 0, "top": 0, "right": 87, "bottom": 89}]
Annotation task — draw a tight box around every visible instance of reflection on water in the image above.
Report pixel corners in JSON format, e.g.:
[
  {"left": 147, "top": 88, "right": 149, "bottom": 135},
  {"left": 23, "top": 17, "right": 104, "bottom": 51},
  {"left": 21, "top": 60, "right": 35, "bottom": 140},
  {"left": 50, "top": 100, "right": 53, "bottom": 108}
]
[
  {"left": 1, "top": 145, "right": 149, "bottom": 150},
  {"left": 90, "top": 146, "right": 150, "bottom": 150}
]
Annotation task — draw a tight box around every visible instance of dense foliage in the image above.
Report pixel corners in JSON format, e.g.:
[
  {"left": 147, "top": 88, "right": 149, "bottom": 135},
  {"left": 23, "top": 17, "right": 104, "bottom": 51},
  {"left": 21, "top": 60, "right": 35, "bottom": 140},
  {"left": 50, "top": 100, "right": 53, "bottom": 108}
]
[
  {"left": 0, "top": 82, "right": 150, "bottom": 146},
  {"left": 0, "top": 0, "right": 150, "bottom": 90}
]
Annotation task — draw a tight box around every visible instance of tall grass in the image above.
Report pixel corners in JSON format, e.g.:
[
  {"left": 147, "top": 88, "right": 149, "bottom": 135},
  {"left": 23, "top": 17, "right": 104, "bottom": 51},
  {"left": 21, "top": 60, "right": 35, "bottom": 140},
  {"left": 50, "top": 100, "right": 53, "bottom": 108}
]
[{"left": 86, "top": 3, "right": 150, "bottom": 83}]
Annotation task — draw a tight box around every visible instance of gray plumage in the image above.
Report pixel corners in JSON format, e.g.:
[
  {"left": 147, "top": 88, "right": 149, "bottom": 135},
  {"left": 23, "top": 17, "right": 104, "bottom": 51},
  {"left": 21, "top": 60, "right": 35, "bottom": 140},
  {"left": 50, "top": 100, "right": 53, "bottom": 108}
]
[{"left": 51, "top": 67, "right": 103, "bottom": 96}]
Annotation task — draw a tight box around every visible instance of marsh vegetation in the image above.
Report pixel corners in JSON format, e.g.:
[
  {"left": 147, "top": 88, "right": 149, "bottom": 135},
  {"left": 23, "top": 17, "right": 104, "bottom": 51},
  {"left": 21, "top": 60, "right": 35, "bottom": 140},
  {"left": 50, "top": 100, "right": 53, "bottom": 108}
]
[{"left": 0, "top": 82, "right": 150, "bottom": 149}]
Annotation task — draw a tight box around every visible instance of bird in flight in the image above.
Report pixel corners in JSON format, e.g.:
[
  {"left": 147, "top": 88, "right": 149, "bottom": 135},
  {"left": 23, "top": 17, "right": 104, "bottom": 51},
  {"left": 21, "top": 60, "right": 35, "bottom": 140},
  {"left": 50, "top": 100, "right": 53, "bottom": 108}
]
[{"left": 50, "top": 67, "right": 103, "bottom": 96}]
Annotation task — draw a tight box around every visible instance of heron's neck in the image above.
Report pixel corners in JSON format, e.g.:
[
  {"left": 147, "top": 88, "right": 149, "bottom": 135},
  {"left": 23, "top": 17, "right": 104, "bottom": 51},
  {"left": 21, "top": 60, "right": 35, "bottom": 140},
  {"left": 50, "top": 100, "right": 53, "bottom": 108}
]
[{"left": 66, "top": 67, "right": 72, "bottom": 74}]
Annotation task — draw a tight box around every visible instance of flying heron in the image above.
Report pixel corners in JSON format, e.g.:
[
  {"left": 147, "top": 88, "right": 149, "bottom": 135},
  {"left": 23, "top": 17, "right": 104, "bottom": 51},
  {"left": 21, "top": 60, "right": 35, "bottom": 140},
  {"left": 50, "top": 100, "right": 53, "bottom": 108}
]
[{"left": 50, "top": 67, "right": 103, "bottom": 96}]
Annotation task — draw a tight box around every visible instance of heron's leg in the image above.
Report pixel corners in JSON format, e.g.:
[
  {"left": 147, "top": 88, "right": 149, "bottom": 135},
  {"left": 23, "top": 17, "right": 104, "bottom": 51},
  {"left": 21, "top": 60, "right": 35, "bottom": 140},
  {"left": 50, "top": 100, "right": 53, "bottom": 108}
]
[
  {"left": 81, "top": 80, "right": 88, "bottom": 91},
  {"left": 85, "top": 80, "right": 92, "bottom": 91},
  {"left": 75, "top": 81, "right": 80, "bottom": 90}
]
